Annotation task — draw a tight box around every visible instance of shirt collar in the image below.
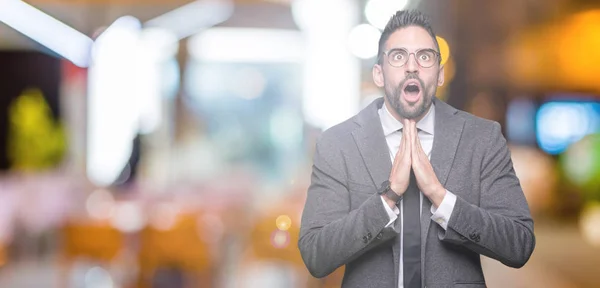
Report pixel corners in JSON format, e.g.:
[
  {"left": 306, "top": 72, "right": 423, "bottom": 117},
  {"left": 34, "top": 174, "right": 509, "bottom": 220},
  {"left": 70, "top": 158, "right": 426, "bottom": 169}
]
[{"left": 379, "top": 102, "right": 436, "bottom": 136}]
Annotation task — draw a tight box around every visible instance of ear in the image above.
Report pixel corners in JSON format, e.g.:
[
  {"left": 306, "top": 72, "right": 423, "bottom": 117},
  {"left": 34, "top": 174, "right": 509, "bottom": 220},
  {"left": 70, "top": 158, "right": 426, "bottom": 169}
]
[
  {"left": 437, "top": 65, "right": 445, "bottom": 86},
  {"left": 372, "top": 64, "right": 384, "bottom": 88}
]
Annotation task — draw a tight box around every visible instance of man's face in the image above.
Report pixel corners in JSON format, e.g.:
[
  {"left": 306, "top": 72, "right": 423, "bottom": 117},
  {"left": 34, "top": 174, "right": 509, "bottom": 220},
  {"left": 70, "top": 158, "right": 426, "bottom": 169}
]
[{"left": 373, "top": 26, "right": 444, "bottom": 120}]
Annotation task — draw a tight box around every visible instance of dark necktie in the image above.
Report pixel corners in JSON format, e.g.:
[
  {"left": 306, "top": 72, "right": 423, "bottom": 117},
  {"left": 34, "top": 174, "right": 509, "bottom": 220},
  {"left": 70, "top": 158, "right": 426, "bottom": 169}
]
[{"left": 403, "top": 169, "right": 421, "bottom": 288}]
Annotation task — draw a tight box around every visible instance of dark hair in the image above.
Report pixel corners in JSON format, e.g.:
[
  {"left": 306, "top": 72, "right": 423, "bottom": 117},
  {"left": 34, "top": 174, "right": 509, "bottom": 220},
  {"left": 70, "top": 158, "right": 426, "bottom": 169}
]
[{"left": 377, "top": 10, "right": 440, "bottom": 65}]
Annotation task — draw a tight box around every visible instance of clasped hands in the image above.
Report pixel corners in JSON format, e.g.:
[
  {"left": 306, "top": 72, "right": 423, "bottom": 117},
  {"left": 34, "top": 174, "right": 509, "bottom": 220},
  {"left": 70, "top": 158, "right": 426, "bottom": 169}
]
[{"left": 384, "top": 119, "right": 446, "bottom": 208}]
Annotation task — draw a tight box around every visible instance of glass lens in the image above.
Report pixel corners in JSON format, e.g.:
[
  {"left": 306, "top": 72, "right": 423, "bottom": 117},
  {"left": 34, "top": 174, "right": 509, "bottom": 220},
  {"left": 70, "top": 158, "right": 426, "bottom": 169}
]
[
  {"left": 416, "top": 49, "right": 436, "bottom": 67},
  {"left": 387, "top": 49, "right": 408, "bottom": 67}
]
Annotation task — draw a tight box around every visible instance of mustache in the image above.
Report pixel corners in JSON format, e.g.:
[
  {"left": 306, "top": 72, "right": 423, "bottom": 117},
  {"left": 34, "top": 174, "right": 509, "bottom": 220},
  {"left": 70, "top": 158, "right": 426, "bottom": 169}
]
[{"left": 400, "top": 73, "right": 425, "bottom": 89}]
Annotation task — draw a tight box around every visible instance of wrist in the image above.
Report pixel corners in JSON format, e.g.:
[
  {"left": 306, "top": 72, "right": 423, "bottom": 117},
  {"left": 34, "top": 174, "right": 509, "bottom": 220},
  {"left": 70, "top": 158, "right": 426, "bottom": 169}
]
[
  {"left": 430, "top": 186, "right": 446, "bottom": 208},
  {"left": 389, "top": 182, "right": 402, "bottom": 195},
  {"left": 379, "top": 180, "right": 402, "bottom": 203},
  {"left": 382, "top": 194, "right": 398, "bottom": 209}
]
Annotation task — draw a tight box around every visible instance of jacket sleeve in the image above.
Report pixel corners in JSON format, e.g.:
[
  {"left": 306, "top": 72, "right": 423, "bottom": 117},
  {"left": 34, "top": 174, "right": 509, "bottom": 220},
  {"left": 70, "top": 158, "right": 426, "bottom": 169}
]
[
  {"left": 439, "top": 122, "right": 536, "bottom": 268},
  {"left": 298, "top": 134, "right": 400, "bottom": 278}
]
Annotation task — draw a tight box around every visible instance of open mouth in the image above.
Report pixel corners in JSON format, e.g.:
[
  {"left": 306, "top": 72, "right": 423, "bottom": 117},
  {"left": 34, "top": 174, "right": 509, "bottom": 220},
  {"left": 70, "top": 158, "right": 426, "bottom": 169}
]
[{"left": 402, "top": 81, "right": 422, "bottom": 103}]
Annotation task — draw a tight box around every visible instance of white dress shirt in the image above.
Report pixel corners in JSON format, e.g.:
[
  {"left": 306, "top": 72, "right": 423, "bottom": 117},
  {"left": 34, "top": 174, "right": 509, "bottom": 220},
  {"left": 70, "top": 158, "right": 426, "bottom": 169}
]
[{"left": 378, "top": 103, "right": 457, "bottom": 288}]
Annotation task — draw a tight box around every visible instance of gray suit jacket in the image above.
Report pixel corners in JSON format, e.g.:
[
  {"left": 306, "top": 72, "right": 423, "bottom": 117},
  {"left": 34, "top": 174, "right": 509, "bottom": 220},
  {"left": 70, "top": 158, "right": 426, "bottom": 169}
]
[{"left": 298, "top": 97, "right": 535, "bottom": 288}]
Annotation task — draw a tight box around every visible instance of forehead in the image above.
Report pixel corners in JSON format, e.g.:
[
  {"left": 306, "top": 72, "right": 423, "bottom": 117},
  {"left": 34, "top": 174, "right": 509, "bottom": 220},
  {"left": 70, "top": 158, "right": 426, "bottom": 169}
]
[{"left": 385, "top": 26, "right": 436, "bottom": 51}]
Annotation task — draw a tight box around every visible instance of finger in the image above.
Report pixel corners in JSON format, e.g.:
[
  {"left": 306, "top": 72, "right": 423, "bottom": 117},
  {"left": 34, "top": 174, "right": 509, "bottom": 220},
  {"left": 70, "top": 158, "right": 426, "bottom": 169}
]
[
  {"left": 416, "top": 123, "right": 426, "bottom": 164},
  {"left": 407, "top": 122, "right": 416, "bottom": 170},
  {"left": 391, "top": 126, "right": 406, "bottom": 174},
  {"left": 416, "top": 130, "right": 425, "bottom": 157},
  {"left": 402, "top": 125, "right": 410, "bottom": 162},
  {"left": 402, "top": 122, "right": 410, "bottom": 162},
  {"left": 390, "top": 155, "right": 397, "bottom": 175},
  {"left": 395, "top": 128, "right": 405, "bottom": 161},
  {"left": 391, "top": 146, "right": 400, "bottom": 175},
  {"left": 415, "top": 126, "right": 427, "bottom": 159},
  {"left": 404, "top": 121, "right": 411, "bottom": 153},
  {"left": 411, "top": 121, "right": 418, "bottom": 157},
  {"left": 413, "top": 121, "right": 422, "bottom": 159},
  {"left": 412, "top": 122, "right": 423, "bottom": 171},
  {"left": 399, "top": 125, "right": 405, "bottom": 155}
]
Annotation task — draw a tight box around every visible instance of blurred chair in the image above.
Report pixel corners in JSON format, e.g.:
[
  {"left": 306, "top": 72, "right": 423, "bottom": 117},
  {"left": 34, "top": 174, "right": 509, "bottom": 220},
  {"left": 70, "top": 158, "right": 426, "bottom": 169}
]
[
  {"left": 240, "top": 204, "right": 345, "bottom": 288},
  {"left": 59, "top": 220, "right": 125, "bottom": 287},
  {"left": 0, "top": 242, "right": 6, "bottom": 268},
  {"left": 136, "top": 212, "right": 216, "bottom": 288}
]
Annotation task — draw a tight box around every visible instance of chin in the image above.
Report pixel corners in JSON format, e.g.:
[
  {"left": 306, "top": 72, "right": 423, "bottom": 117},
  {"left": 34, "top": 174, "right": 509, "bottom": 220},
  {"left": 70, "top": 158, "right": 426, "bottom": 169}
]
[
  {"left": 400, "top": 110, "right": 423, "bottom": 120},
  {"left": 396, "top": 101, "right": 429, "bottom": 120}
]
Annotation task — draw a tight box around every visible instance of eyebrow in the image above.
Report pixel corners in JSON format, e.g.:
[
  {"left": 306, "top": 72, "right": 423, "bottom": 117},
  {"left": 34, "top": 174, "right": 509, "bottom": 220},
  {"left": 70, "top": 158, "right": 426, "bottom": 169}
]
[{"left": 387, "top": 47, "right": 437, "bottom": 52}]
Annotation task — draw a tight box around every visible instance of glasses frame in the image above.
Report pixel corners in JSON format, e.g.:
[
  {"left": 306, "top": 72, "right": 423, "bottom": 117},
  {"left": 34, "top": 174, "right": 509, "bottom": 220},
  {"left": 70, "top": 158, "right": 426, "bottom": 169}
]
[{"left": 382, "top": 48, "right": 441, "bottom": 68}]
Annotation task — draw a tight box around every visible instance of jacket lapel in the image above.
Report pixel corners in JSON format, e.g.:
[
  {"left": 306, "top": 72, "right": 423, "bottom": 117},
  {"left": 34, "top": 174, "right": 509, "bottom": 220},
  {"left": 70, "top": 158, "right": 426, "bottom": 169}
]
[
  {"left": 351, "top": 98, "right": 399, "bottom": 280},
  {"left": 421, "top": 97, "right": 465, "bottom": 285},
  {"left": 351, "top": 97, "right": 392, "bottom": 190}
]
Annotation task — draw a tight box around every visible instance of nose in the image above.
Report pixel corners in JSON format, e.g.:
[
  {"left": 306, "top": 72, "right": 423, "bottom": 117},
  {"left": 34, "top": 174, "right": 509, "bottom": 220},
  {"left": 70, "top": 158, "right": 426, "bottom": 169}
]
[{"left": 405, "top": 53, "right": 418, "bottom": 74}]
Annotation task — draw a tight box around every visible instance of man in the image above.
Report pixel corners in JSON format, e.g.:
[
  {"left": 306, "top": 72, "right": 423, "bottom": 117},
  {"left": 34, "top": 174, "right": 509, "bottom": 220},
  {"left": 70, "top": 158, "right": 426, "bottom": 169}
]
[{"left": 298, "top": 9, "right": 535, "bottom": 288}]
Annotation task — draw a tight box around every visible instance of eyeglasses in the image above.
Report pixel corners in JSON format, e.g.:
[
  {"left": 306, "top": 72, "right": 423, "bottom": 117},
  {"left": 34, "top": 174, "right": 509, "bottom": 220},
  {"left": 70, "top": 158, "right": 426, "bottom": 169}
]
[{"left": 383, "top": 48, "right": 441, "bottom": 68}]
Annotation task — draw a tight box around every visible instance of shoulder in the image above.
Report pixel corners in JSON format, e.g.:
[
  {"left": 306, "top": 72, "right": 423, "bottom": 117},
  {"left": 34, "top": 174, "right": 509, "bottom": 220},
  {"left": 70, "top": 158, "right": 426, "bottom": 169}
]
[
  {"left": 450, "top": 109, "right": 506, "bottom": 155},
  {"left": 435, "top": 98, "right": 501, "bottom": 137},
  {"left": 315, "top": 115, "right": 361, "bottom": 152},
  {"left": 454, "top": 110, "right": 501, "bottom": 136}
]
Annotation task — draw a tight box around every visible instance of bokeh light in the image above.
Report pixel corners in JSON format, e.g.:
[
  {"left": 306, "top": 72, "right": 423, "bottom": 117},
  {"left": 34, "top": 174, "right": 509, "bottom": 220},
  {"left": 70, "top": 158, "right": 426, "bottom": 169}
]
[
  {"left": 275, "top": 215, "right": 292, "bottom": 231},
  {"left": 270, "top": 230, "right": 290, "bottom": 249},
  {"left": 580, "top": 202, "right": 600, "bottom": 247},
  {"left": 510, "top": 145, "right": 557, "bottom": 215},
  {"left": 348, "top": 24, "right": 381, "bottom": 59},
  {"left": 561, "top": 134, "right": 600, "bottom": 200},
  {"left": 556, "top": 10, "right": 600, "bottom": 89},
  {"left": 149, "top": 202, "right": 179, "bottom": 231},
  {"left": 436, "top": 35, "right": 450, "bottom": 66},
  {"left": 86, "top": 189, "right": 115, "bottom": 220},
  {"left": 84, "top": 266, "right": 114, "bottom": 288},
  {"left": 110, "top": 201, "right": 145, "bottom": 233},
  {"left": 506, "top": 98, "right": 537, "bottom": 145},
  {"left": 365, "top": 0, "right": 409, "bottom": 30},
  {"left": 198, "top": 213, "right": 225, "bottom": 244},
  {"left": 536, "top": 102, "right": 600, "bottom": 155}
]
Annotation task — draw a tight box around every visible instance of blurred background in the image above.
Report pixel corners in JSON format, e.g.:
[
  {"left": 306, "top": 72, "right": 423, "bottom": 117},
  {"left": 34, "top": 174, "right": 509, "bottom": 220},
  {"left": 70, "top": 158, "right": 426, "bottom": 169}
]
[{"left": 0, "top": 0, "right": 599, "bottom": 287}]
